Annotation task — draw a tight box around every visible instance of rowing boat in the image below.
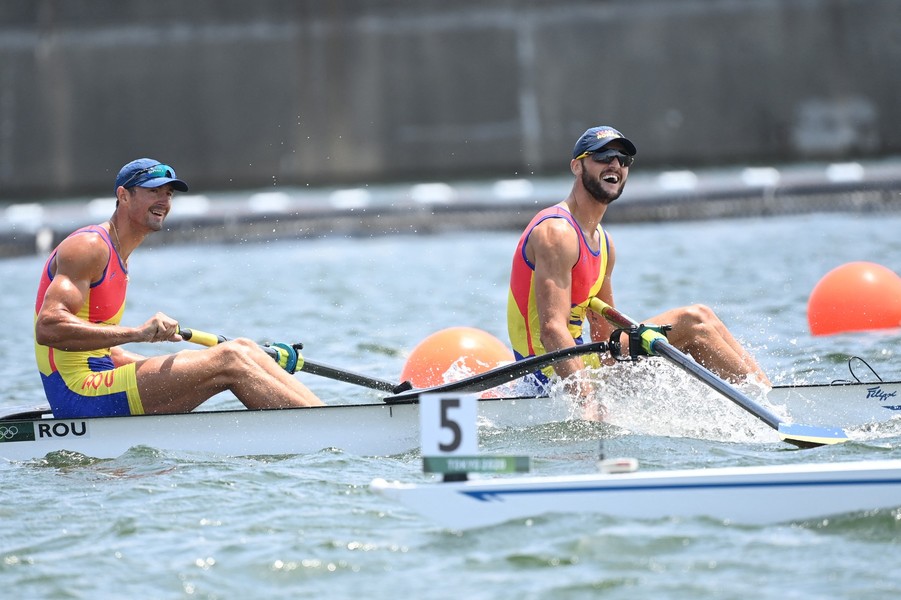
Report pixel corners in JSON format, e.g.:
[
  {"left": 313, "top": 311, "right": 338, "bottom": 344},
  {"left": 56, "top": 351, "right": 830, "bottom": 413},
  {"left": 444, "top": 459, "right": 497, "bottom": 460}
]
[
  {"left": 1, "top": 378, "right": 898, "bottom": 461},
  {"left": 0, "top": 395, "right": 569, "bottom": 462},
  {"left": 4, "top": 307, "right": 888, "bottom": 459},
  {"left": 0, "top": 334, "right": 594, "bottom": 461},
  {"left": 371, "top": 459, "right": 901, "bottom": 530},
  {"left": 766, "top": 378, "right": 901, "bottom": 426}
]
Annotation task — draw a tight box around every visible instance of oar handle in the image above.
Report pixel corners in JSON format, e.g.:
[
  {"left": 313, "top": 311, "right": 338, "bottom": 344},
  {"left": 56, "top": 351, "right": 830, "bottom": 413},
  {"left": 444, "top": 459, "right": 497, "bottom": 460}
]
[
  {"left": 177, "top": 326, "right": 403, "bottom": 391},
  {"left": 177, "top": 327, "right": 226, "bottom": 347},
  {"left": 589, "top": 298, "right": 666, "bottom": 355},
  {"left": 177, "top": 326, "right": 298, "bottom": 372}
]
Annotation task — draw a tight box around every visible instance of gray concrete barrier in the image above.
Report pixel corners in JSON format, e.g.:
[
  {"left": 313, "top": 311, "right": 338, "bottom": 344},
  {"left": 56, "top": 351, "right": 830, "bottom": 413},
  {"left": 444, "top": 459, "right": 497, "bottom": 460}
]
[{"left": 1, "top": 0, "right": 900, "bottom": 200}]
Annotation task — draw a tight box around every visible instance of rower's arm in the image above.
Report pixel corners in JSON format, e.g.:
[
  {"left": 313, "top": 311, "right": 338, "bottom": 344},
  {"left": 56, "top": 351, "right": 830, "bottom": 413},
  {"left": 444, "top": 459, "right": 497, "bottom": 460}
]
[
  {"left": 35, "top": 234, "right": 148, "bottom": 351},
  {"left": 530, "top": 219, "right": 584, "bottom": 380}
]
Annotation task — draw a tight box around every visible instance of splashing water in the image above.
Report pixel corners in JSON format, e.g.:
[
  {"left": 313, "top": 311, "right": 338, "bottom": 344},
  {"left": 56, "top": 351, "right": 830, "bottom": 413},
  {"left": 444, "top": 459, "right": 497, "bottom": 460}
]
[
  {"left": 551, "top": 359, "right": 783, "bottom": 444},
  {"left": 435, "top": 353, "right": 787, "bottom": 443},
  {"left": 434, "top": 346, "right": 901, "bottom": 446}
]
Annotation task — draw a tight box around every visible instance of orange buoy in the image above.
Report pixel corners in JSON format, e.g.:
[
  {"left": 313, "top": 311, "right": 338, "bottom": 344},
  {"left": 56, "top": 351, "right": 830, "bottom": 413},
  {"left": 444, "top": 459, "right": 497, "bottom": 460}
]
[
  {"left": 400, "top": 327, "right": 514, "bottom": 388},
  {"left": 807, "top": 261, "right": 901, "bottom": 336}
]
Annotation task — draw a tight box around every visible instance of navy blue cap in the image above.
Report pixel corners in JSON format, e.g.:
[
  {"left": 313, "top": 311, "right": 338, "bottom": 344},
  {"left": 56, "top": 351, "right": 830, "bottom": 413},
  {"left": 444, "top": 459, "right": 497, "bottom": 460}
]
[
  {"left": 572, "top": 126, "right": 637, "bottom": 159},
  {"left": 115, "top": 158, "right": 189, "bottom": 193}
]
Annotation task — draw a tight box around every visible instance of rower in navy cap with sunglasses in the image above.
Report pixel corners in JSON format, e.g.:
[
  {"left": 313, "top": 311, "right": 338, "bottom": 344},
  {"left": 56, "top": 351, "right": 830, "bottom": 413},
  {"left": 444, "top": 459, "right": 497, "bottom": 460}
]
[
  {"left": 34, "top": 158, "right": 323, "bottom": 418},
  {"left": 507, "top": 126, "right": 771, "bottom": 415}
]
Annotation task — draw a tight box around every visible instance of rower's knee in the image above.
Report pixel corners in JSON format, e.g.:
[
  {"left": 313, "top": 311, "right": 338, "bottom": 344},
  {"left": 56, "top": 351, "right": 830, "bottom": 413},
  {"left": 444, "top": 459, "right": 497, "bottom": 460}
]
[
  {"left": 683, "top": 303, "right": 715, "bottom": 323},
  {"left": 677, "top": 304, "right": 720, "bottom": 338},
  {"left": 210, "top": 338, "right": 264, "bottom": 371}
]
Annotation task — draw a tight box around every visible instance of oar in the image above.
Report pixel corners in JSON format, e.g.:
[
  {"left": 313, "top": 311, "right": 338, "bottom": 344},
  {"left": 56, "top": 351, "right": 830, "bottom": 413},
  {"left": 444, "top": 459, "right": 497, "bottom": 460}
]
[
  {"left": 384, "top": 341, "right": 611, "bottom": 403},
  {"left": 177, "top": 327, "right": 406, "bottom": 393},
  {"left": 177, "top": 327, "right": 611, "bottom": 402},
  {"left": 588, "top": 298, "right": 849, "bottom": 448}
]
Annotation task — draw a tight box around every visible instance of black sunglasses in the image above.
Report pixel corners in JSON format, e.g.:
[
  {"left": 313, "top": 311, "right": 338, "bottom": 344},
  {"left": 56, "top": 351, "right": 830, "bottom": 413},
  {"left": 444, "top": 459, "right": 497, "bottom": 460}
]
[{"left": 586, "top": 149, "right": 634, "bottom": 168}]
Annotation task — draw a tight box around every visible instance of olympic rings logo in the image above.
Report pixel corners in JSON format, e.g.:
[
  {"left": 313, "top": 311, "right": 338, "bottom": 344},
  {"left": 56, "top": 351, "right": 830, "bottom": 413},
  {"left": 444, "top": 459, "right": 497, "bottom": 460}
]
[{"left": 0, "top": 426, "right": 19, "bottom": 440}]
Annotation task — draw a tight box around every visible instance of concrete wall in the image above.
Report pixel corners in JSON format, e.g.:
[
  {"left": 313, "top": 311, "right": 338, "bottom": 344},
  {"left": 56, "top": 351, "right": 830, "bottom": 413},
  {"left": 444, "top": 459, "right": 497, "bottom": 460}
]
[{"left": 1, "top": 0, "right": 899, "bottom": 199}]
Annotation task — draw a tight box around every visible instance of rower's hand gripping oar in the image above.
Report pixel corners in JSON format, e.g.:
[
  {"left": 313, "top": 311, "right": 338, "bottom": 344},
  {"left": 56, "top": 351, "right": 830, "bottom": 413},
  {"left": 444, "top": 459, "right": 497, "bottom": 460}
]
[
  {"left": 588, "top": 298, "right": 849, "bottom": 448},
  {"left": 177, "top": 327, "right": 411, "bottom": 394},
  {"left": 178, "top": 327, "right": 301, "bottom": 374}
]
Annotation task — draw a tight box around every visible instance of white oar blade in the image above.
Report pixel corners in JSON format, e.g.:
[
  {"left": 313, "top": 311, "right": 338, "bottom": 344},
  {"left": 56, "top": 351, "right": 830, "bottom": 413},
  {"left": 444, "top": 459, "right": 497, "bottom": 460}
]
[{"left": 778, "top": 423, "right": 849, "bottom": 448}]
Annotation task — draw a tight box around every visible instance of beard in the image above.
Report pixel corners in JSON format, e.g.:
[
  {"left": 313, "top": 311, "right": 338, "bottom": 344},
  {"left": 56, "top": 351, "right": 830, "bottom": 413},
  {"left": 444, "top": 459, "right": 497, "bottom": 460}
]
[{"left": 581, "top": 169, "right": 623, "bottom": 205}]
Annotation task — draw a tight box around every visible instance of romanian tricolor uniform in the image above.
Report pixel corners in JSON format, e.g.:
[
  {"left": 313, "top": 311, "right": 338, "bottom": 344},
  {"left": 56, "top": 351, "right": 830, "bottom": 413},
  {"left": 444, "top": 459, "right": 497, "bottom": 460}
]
[
  {"left": 507, "top": 205, "right": 609, "bottom": 384},
  {"left": 34, "top": 226, "right": 145, "bottom": 417}
]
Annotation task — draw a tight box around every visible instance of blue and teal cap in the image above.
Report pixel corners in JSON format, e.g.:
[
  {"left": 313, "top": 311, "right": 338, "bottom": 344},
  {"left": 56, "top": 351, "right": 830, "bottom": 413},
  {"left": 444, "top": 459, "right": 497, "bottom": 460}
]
[{"left": 115, "top": 158, "right": 189, "bottom": 193}]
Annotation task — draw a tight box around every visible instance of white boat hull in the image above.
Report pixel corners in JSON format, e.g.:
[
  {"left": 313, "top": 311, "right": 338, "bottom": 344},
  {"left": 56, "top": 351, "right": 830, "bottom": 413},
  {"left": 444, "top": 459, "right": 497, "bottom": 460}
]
[
  {"left": 768, "top": 380, "right": 901, "bottom": 426},
  {"left": 0, "top": 396, "right": 570, "bottom": 462},
  {"left": 372, "top": 459, "right": 901, "bottom": 530},
  {"left": 1, "top": 379, "right": 898, "bottom": 461}
]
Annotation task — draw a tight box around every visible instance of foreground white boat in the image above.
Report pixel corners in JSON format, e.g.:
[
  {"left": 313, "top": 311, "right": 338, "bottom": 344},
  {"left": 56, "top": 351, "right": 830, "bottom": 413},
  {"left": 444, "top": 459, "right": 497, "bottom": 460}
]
[
  {"left": 371, "top": 459, "right": 901, "bottom": 530},
  {"left": 1, "top": 379, "right": 898, "bottom": 461}
]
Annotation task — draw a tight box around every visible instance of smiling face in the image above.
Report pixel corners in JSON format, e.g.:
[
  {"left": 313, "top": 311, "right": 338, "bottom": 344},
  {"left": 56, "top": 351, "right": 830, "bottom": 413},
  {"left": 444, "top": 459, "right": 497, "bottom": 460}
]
[
  {"left": 576, "top": 140, "right": 631, "bottom": 205},
  {"left": 124, "top": 184, "right": 175, "bottom": 232}
]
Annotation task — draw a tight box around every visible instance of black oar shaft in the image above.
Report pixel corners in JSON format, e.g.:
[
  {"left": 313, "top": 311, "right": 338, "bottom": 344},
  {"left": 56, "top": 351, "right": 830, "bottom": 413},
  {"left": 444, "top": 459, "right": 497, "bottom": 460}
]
[
  {"left": 300, "top": 359, "right": 401, "bottom": 393},
  {"left": 386, "top": 341, "right": 610, "bottom": 402}
]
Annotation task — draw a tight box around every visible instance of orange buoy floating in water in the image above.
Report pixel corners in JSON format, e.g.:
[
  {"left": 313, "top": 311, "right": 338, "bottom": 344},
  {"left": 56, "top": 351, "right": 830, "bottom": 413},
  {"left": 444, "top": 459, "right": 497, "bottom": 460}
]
[
  {"left": 807, "top": 261, "right": 901, "bottom": 336},
  {"left": 400, "top": 327, "right": 514, "bottom": 388}
]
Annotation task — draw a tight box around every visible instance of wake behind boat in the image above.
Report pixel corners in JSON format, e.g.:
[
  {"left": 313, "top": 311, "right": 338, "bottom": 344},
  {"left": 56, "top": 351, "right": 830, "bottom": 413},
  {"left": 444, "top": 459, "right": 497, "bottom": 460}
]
[{"left": 1, "top": 378, "right": 899, "bottom": 461}]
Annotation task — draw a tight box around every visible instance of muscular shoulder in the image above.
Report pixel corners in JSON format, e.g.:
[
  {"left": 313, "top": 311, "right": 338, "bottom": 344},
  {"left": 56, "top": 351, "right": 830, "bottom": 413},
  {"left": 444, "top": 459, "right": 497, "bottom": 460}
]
[
  {"left": 53, "top": 229, "right": 110, "bottom": 284},
  {"left": 527, "top": 216, "right": 580, "bottom": 268}
]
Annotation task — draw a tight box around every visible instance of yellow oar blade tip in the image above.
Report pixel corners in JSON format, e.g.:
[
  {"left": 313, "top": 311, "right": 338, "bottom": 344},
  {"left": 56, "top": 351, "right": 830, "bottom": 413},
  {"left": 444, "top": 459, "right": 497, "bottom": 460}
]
[{"left": 778, "top": 423, "right": 850, "bottom": 448}]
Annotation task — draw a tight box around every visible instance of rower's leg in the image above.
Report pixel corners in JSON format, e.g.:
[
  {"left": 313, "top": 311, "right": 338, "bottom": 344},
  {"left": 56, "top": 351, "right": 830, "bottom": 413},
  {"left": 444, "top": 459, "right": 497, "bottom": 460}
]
[
  {"left": 647, "top": 304, "right": 772, "bottom": 387},
  {"left": 134, "top": 338, "right": 323, "bottom": 414}
]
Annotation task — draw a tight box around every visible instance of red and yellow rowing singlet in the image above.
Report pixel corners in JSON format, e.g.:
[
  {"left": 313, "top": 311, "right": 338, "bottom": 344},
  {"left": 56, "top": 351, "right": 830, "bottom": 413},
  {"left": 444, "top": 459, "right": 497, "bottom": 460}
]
[
  {"left": 507, "top": 205, "right": 609, "bottom": 376},
  {"left": 34, "top": 225, "right": 144, "bottom": 417}
]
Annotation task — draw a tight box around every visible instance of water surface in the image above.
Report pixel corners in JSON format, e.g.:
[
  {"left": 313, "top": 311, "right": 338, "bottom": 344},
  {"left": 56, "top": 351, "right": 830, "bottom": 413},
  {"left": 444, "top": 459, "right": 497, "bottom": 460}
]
[{"left": 2, "top": 212, "right": 901, "bottom": 598}]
